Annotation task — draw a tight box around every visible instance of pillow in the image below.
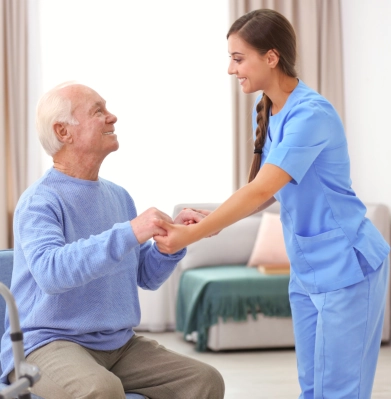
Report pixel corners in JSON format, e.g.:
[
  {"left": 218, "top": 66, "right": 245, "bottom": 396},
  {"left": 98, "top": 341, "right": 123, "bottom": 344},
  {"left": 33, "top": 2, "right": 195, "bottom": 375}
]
[
  {"left": 179, "top": 215, "right": 262, "bottom": 270},
  {"left": 247, "top": 212, "right": 289, "bottom": 267}
]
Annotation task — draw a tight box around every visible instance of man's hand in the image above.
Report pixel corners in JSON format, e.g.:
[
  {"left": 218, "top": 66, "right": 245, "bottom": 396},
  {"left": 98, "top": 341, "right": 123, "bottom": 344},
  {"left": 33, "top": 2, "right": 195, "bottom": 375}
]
[
  {"left": 173, "top": 208, "right": 211, "bottom": 225},
  {"left": 130, "top": 207, "right": 173, "bottom": 244}
]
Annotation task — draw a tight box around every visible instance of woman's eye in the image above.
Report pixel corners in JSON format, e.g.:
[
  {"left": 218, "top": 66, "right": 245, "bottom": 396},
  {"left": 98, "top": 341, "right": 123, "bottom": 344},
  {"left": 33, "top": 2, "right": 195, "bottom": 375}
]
[{"left": 233, "top": 58, "right": 242, "bottom": 63}]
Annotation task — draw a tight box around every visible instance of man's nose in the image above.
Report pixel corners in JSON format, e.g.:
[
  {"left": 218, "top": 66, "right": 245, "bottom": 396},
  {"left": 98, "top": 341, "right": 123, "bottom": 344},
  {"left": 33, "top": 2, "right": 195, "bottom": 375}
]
[{"left": 107, "top": 112, "right": 117, "bottom": 124}]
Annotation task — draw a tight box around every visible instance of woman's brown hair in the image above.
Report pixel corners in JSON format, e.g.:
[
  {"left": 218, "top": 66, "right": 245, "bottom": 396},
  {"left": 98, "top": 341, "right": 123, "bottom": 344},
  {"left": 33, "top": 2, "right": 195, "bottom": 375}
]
[{"left": 227, "top": 9, "right": 297, "bottom": 182}]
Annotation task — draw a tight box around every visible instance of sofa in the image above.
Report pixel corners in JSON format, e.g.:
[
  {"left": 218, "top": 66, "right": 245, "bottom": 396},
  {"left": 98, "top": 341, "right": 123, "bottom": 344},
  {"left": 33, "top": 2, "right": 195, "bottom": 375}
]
[{"left": 172, "top": 202, "right": 391, "bottom": 351}]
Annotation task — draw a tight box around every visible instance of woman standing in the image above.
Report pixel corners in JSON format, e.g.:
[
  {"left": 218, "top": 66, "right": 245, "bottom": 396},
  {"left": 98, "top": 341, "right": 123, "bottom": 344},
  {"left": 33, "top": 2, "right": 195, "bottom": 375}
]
[{"left": 154, "top": 9, "right": 390, "bottom": 399}]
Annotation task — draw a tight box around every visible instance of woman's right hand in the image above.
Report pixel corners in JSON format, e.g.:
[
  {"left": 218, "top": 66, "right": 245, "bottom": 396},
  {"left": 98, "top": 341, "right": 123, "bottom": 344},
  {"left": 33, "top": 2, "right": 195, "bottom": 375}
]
[{"left": 153, "top": 220, "right": 196, "bottom": 254}]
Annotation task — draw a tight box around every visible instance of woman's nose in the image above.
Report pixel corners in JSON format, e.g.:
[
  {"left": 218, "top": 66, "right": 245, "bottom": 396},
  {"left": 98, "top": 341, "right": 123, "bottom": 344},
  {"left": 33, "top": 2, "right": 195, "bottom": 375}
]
[{"left": 227, "top": 60, "right": 236, "bottom": 75}]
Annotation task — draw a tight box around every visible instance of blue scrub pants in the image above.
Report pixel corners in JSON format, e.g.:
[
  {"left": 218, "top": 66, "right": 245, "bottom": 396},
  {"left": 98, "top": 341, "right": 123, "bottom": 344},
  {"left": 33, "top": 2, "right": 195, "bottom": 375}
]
[{"left": 289, "top": 255, "right": 389, "bottom": 399}]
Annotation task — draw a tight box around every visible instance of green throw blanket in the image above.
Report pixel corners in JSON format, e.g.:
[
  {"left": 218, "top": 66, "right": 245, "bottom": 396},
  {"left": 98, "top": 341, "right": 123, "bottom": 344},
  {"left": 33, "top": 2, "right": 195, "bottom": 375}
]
[{"left": 176, "top": 265, "right": 291, "bottom": 351}]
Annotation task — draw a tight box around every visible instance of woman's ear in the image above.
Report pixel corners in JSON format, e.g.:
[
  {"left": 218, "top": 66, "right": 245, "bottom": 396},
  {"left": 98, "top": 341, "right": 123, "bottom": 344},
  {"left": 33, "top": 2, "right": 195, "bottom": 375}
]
[
  {"left": 53, "top": 122, "right": 73, "bottom": 144},
  {"left": 267, "top": 49, "right": 280, "bottom": 68}
]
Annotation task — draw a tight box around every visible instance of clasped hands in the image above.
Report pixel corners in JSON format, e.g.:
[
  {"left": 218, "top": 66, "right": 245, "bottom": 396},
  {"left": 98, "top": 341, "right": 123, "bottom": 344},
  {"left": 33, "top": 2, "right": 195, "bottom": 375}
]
[{"left": 130, "top": 207, "right": 211, "bottom": 252}]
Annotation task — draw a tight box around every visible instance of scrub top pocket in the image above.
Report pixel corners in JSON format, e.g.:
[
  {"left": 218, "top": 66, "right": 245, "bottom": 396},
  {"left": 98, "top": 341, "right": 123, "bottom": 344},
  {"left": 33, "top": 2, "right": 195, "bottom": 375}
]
[{"left": 291, "top": 228, "right": 365, "bottom": 292}]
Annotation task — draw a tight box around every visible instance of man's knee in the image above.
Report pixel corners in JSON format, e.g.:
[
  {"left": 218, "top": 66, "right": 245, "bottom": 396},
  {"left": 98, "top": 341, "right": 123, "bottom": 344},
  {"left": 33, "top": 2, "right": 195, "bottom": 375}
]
[
  {"left": 204, "top": 364, "right": 225, "bottom": 398},
  {"left": 84, "top": 372, "right": 126, "bottom": 399},
  {"left": 189, "top": 361, "right": 225, "bottom": 399},
  {"left": 207, "top": 366, "right": 225, "bottom": 399}
]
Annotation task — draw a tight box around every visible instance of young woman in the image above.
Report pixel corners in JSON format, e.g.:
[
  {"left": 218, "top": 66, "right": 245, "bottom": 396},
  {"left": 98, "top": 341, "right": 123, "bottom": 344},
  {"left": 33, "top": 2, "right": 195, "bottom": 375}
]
[{"left": 154, "top": 9, "right": 390, "bottom": 398}]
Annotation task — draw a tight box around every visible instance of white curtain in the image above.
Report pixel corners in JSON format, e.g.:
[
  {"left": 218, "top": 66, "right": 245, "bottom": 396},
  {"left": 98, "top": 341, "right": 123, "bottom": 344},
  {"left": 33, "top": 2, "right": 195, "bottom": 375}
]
[
  {"left": 230, "top": 0, "right": 344, "bottom": 188},
  {"left": 0, "top": 0, "right": 42, "bottom": 249}
]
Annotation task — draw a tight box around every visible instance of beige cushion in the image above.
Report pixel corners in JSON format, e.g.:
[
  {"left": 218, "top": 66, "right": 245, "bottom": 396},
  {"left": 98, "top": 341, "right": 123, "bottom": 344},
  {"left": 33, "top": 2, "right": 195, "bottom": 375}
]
[{"left": 247, "top": 212, "right": 289, "bottom": 267}]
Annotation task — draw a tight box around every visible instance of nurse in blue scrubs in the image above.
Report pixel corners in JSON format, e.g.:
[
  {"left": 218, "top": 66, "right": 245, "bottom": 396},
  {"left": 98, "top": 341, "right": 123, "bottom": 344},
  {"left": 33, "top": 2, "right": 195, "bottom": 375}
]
[{"left": 154, "top": 9, "right": 390, "bottom": 399}]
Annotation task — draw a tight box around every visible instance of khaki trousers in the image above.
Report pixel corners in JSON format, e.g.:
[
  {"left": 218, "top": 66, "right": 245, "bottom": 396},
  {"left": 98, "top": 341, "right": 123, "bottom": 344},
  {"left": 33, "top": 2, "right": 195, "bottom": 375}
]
[{"left": 9, "top": 334, "right": 225, "bottom": 399}]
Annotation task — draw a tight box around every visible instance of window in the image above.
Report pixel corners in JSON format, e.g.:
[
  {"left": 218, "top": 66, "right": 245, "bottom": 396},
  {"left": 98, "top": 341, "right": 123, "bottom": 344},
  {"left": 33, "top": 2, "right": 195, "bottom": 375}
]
[{"left": 39, "top": 0, "right": 233, "bottom": 215}]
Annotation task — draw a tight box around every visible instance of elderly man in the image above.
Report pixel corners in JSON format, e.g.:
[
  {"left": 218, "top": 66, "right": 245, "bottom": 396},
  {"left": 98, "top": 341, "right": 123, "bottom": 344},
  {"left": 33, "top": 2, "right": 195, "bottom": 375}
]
[{"left": 0, "top": 82, "right": 225, "bottom": 399}]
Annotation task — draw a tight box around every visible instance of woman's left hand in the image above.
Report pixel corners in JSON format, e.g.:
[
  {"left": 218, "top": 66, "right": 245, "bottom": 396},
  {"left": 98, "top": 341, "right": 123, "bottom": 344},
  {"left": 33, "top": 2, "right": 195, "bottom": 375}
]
[
  {"left": 173, "top": 208, "right": 210, "bottom": 225},
  {"left": 173, "top": 208, "right": 220, "bottom": 237}
]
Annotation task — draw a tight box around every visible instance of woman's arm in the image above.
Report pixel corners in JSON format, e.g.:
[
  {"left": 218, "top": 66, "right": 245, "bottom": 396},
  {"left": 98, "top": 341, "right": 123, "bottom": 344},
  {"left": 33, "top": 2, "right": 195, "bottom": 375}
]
[
  {"left": 249, "top": 196, "right": 277, "bottom": 215},
  {"left": 153, "top": 163, "right": 291, "bottom": 253}
]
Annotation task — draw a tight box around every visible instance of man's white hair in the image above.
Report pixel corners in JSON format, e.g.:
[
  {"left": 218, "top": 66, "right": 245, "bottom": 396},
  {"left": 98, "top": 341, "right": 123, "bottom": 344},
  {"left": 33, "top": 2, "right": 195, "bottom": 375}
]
[{"left": 36, "top": 81, "right": 80, "bottom": 156}]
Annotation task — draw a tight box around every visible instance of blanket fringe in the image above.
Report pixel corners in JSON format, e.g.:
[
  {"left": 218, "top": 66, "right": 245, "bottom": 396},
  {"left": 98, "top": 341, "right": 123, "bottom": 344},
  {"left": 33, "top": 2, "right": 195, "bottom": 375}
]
[{"left": 195, "top": 295, "right": 291, "bottom": 351}]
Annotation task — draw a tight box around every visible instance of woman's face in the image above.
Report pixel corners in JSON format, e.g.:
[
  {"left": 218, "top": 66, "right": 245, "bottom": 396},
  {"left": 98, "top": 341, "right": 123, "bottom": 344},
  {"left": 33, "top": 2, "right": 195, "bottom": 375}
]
[{"left": 227, "top": 33, "right": 277, "bottom": 94}]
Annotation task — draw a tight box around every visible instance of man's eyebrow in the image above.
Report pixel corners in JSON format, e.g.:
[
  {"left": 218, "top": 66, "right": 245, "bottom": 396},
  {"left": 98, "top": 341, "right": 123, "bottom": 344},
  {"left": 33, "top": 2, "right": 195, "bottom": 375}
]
[{"left": 89, "top": 100, "right": 106, "bottom": 112}]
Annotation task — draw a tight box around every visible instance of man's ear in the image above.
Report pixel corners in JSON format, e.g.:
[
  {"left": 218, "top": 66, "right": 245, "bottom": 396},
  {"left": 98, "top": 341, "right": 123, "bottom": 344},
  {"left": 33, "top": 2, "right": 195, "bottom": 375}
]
[
  {"left": 267, "top": 49, "right": 280, "bottom": 69},
  {"left": 53, "top": 122, "right": 73, "bottom": 144}
]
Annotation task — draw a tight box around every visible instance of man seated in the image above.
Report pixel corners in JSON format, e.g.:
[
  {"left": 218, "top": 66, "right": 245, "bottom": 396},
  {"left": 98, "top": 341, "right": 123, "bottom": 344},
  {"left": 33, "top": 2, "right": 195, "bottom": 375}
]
[{"left": 0, "top": 82, "right": 225, "bottom": 399}]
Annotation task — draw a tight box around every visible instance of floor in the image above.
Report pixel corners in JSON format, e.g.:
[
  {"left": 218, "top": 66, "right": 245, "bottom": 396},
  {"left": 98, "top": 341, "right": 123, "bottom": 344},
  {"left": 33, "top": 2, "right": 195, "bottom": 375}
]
[{"left": 140, "top": 331, "right": 391, "bottom": 399}]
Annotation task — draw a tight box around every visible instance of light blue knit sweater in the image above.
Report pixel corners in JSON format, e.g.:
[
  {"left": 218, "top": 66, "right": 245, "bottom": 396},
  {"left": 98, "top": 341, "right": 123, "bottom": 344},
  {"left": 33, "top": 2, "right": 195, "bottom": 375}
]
[{"left": 0, "top": 168, "right": 186, "bottom": 381}]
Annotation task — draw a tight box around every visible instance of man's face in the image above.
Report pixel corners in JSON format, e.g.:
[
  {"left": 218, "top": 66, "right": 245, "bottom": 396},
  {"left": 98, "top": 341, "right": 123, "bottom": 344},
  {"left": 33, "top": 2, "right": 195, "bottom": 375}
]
[{"left": 63, "top": 85, "right": 118, "bottom": 161}]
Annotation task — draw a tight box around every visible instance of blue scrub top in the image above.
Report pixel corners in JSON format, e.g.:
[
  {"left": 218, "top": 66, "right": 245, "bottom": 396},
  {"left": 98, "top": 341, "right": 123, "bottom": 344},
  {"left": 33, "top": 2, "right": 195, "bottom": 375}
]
[{"left": 253, "top": 80, "right": 389, "bottom": 293}]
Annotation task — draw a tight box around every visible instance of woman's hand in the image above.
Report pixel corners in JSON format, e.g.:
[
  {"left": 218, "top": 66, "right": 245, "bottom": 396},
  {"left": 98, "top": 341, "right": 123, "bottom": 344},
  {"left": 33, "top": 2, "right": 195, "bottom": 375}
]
[
  {"left": 174, "top": 208, "right": 220, "bottom": 237},
  {"left": 153, "top": 220, "right": 196, "bottom": 254},
  {"left": 173, "top": 208, "right": 210, "bottom": 225}
]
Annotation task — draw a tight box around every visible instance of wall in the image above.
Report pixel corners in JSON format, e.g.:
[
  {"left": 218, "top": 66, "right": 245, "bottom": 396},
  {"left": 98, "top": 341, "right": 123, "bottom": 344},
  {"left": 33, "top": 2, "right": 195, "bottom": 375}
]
[
  {"left": 341, "top": 0, "right": 391, "bottom": 209},
  {"left": 39, "top": 0, "right": 391, "bottom": 211}
]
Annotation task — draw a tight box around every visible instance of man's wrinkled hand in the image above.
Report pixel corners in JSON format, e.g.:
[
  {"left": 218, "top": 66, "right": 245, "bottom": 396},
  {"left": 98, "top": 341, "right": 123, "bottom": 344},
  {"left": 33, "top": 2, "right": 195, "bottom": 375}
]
[{"left": 130, "top": 207, "right": 173, "bottom": 244}]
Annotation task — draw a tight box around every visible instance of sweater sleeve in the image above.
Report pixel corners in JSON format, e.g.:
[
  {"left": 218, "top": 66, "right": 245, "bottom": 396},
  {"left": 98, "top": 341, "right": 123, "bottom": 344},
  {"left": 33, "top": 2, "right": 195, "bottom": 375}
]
[
  {"left": 136, "top": 240, "right": 186, "bottom": 291},
  {"left": 15, "top": 193, "right": 140, "bottom": 295}
]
